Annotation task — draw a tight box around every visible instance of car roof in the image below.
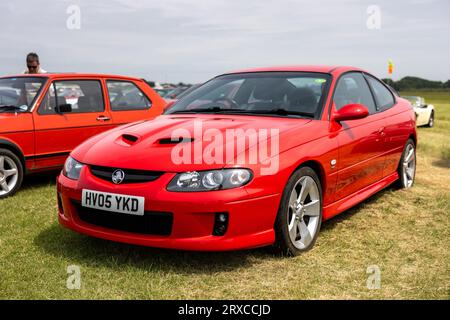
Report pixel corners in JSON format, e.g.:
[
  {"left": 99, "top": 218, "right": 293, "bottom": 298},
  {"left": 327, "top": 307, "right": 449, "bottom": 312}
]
[
  {"left": 0, "top": 73, "right": 145, "bottom": 82},
  {"left": 222, "top": 65, "right": 365, "bottom": 76}
]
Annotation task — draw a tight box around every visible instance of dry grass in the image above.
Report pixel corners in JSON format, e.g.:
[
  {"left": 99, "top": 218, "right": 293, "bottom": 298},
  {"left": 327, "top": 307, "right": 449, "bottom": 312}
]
[{"left": 0, "top": 91, "right": 449, "bottom": 299}]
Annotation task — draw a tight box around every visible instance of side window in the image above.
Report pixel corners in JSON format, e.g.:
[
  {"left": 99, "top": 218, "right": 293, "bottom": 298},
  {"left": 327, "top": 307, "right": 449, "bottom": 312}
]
[
  {"left": 334, "top": 72, "right": 376, "bottom": 114},
  {"left": 39, "top": 80, "right": 104, "bottom": 114},
  {"left": 106, "top": 81, "right": 151, "bottom": 111},
  {"left": 365, "top": 75, "right": 395, "bottom": 111}
]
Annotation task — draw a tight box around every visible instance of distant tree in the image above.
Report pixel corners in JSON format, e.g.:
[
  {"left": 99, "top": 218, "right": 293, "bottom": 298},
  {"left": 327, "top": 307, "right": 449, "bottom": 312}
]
[
  {"left": 444, "top": 80, "right": 450, "bottom": 89},
  {"left": 381, "top": 78, "right": 399, "bottom": 91},
  {"left": 396, "top": 76, "right": 443, "bottom": 90}
]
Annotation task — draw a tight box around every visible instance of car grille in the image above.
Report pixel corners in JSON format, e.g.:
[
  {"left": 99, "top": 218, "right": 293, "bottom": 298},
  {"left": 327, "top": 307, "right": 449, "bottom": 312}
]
[
  {"left": 72, "top": 201, "right": 173, "bottom": 236},
  {"left": 90, "top": 165, "right": 164, "bottom": 184}
]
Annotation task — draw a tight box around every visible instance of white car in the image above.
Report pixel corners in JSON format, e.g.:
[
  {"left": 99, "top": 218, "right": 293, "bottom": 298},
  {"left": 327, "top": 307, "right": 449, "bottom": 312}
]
[{"left": 403, "top": 96, "right": 435, "bottom": 127}]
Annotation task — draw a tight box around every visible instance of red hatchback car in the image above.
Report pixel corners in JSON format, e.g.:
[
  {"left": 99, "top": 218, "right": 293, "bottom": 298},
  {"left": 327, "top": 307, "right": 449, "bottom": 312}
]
[
  {"left": 0, "top": 74, "right": 165, "bottom": 198},
  {"left": 57, "top": 66, "right": 417, "bottom": 255}
]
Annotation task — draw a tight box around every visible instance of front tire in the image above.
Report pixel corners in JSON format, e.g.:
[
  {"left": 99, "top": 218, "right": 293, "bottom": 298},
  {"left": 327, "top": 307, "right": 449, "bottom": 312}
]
[
  {"left": 0, "top": 148, "right": 24, "bottom": 199},
  {"left": 274, "top": 166, "right": 323, "bottom": 256},
  {"left": 397, "top": 139, "right": 416, "bottom": 189},
  {"left": 427, "top": 110, "right": 434, "bottom": 127}
]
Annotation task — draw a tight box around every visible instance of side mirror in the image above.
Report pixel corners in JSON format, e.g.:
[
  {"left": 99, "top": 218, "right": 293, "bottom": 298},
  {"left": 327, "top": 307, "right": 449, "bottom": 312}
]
[
  {"left": 333, "top": 103, "right": 369, "bottom": 122},
  {"left": 55, "top": 104, "right": 72, "bottom": 114}
]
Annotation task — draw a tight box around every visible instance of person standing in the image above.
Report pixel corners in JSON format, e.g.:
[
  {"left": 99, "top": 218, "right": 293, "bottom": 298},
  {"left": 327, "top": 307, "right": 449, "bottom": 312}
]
[{"left": 23, "top": 52, "right": 47, "bottom": 74}]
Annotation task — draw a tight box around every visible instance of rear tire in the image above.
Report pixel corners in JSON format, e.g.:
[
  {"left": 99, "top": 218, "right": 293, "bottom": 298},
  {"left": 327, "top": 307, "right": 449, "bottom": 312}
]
[
  {"left": 0, "top": 148, "right": 24, "bottom": 199},
  {"left": 396, "top": 139, "right": 416, "bottom": 189},
  {"left": 274, "top": 166, "right": 322, "bottom": 256}
]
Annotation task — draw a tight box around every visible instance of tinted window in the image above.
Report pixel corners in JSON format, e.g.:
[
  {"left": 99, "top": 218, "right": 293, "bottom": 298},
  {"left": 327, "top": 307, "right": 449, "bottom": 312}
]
[
  {"left": 167, "top": 72, "right": 331, "bottom": 118},
  {"left": 39, "top": 80, "right": 104, "bottom": 114},
  {"left": 366, "top": 75, "right": 395, "bottom": 110},
  {"left": 107, "top": 81, "right": 151, "bottom": 111},
  {"left": 334, "top": 72, "right": 376, "bottom": 114}
]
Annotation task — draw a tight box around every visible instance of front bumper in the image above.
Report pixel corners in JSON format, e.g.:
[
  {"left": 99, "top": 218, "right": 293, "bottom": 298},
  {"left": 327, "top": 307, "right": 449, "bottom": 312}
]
[{"left": 57, "top": 167, "right": 280, "bottom": 251}]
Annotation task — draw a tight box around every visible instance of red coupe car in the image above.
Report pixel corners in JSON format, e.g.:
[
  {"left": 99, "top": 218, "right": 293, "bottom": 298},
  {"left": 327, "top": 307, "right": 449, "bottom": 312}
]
[
  {"left": 57, "top": 66, "right": 417, "bottom": 255},
  {"left": 0, "top": 73, "right": 165, "bottom": 198}
]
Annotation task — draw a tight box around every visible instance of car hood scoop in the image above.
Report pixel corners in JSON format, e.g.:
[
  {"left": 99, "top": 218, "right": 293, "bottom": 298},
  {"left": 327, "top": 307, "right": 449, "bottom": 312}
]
[
  {"left": 158, "top": 137, "right": 195, "bottom": 145},
  {"left": 115, "top": 133, "right": 141, "bottom": 146}
]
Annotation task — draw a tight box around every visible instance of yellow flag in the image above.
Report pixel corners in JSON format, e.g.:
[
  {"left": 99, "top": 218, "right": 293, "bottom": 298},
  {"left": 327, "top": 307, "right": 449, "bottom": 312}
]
[{"left": 388, "top": 59, "right": 394, "bottom": 75}]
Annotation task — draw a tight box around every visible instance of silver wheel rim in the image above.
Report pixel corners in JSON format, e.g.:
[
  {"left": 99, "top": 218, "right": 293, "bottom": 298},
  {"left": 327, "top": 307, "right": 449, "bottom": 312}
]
[
  {"left": 287, "top": 176, "right": 321, "bottom": 250},
  {"left": 429, "top": 114, "right": 434, "bottom": 126},
  {"left": 402, "top": 144, "right": 416, "bottom": 188},
  {"left": 0, "top": 155, "right": 19, "bottom": 196}
]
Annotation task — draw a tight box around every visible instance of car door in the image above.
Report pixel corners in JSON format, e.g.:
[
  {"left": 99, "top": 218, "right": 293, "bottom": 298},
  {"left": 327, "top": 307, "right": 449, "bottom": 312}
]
[
  {"left": 32, "top": 78, "right": 113, "bottom": 169},
  {"left": 333, "top": 72, "right": 386, "bottom": 200},
  {"left": 364, "top": 74, "right": 409, "bottom": 178},
  {"left": 105, "top": 79, "right": 157, "bottom": 125}
]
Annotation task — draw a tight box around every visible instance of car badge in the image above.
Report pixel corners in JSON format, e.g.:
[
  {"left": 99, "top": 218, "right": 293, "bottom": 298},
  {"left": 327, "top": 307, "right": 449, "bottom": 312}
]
[{"left": 112, "top": 169, "right": 125, "bottom": 184}]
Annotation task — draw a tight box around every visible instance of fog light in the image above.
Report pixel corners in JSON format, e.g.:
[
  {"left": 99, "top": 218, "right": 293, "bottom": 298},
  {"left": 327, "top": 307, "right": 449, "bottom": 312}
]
[{"left": 213, "top": 212, "right": 229, "bottom": 236}]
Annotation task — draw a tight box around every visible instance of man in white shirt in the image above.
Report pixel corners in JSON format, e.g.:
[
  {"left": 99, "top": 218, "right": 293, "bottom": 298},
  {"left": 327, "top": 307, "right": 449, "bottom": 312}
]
[{"left": 23, "top": 52, "right": 47, "bottom": 74}]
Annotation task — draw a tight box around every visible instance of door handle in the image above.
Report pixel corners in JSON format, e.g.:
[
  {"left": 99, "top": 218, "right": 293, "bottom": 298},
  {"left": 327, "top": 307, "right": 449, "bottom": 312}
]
[
  {"left": 378, "top": 127, "right": 386, "bottom": 136},
  {"left": 96, "top": 115, "right": 110, "bottom": 122}
]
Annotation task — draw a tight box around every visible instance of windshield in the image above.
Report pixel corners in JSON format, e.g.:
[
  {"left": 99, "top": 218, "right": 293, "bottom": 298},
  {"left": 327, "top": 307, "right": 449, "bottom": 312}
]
[
  {"left": 0, "top": 77, "right": 46, "bottom": 112},
  {"left": 403, "top": 96, "right": 423, "bottom": 107},
  {"left": 166, "top": 72, "right": 331, "bottom": 118}
]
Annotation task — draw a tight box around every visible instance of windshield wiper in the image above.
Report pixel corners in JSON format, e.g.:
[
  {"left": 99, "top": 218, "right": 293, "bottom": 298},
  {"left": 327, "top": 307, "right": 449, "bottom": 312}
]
[
  {"left": 0, "top": 105, "right": 28, "bottom": 113},
  {"left": 169, "top": 106, "right": 315, "bottom": 118},
  {"left": 245, "top": 108, "right": 315, "bottom": 118}
]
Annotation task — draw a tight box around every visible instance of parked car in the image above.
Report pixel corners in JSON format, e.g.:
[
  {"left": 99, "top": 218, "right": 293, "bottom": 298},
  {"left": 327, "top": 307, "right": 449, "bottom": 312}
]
[
  {"left": 402, "top": 95, "right": 435, "bottom": 127},
  {"left": 0, "top": 73, "right": 165, "bottom": 198},
  {"left": 57, "top": 66, "right": 416, "bottom": 255},
  {"left": 154, "top": 88, "right": 170, "bottom": 98},
  {"left": 164, "top": 86, "right": 191, "bottom": 100},
  {"left": 173, "top": 84, "right": 201, "bottom": 100}
]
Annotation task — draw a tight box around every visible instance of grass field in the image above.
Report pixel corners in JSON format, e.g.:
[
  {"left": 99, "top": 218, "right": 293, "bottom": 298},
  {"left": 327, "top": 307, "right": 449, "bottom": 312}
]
[{"left": 1, "top": 91, "right": 449, "bottom": 299}]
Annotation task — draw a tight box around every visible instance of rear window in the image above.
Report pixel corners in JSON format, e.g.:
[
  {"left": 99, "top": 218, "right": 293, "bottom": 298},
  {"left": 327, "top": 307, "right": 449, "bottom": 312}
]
[
  {"left": 365, "top": 75, "right": 395, "bottom": 111},
  {"left": 106, "top": 81, "right": 151, "bottom": 111}
]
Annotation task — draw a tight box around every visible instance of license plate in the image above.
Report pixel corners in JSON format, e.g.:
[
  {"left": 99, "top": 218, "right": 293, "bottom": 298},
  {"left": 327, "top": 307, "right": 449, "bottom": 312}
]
[{"left": 81, "top": 189, "right": 145, "bottom": 216}]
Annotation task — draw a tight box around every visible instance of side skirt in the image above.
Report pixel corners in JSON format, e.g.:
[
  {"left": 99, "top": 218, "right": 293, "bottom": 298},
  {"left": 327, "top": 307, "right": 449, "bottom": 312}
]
[{"left": 323, "top": 172, "right": 399, "bottom": 221}]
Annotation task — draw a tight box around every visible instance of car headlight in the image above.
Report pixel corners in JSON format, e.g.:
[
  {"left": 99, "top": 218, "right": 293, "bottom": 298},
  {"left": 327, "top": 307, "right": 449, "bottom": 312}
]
[
  {"left": 167, "top": 169, "right": 252, "bottom": 192},
  {"left": 63, "top": 156, "right": 84, "bottom": 180}
]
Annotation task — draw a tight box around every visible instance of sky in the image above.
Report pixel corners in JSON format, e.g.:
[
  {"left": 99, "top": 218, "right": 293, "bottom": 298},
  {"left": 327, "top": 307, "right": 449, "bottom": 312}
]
[{"left": 0, "top": 0, "right": 449, "bottom": 83}]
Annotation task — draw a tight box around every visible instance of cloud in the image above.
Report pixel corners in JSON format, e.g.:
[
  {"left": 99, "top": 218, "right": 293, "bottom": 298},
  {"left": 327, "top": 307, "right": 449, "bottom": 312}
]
[{"left": 0, "top": 0, "right": 449, "bottom": 82}]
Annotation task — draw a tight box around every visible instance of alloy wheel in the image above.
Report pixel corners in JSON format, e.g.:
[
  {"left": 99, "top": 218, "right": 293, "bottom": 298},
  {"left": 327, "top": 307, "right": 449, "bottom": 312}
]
[
  {"left": 287, "top": 176, "right": 321, "bottom": 249},
  {"left": 402, "top": 144, "right": 416, "bottom": 188},
  {"left": 0, "top": 155, "right": 19, "bottom": 196}
]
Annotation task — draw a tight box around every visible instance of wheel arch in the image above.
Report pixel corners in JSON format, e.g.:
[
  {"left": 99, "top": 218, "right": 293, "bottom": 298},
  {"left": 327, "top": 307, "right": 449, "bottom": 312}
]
[
  {"left": 0, "top": 139, "right": 26, "bottom": 172},
  {"left": 292, "top": 159, "right": 326, "bottom": 193},
  {"left": 408, "top": 133, "right": 417, "bottom": 146}
]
